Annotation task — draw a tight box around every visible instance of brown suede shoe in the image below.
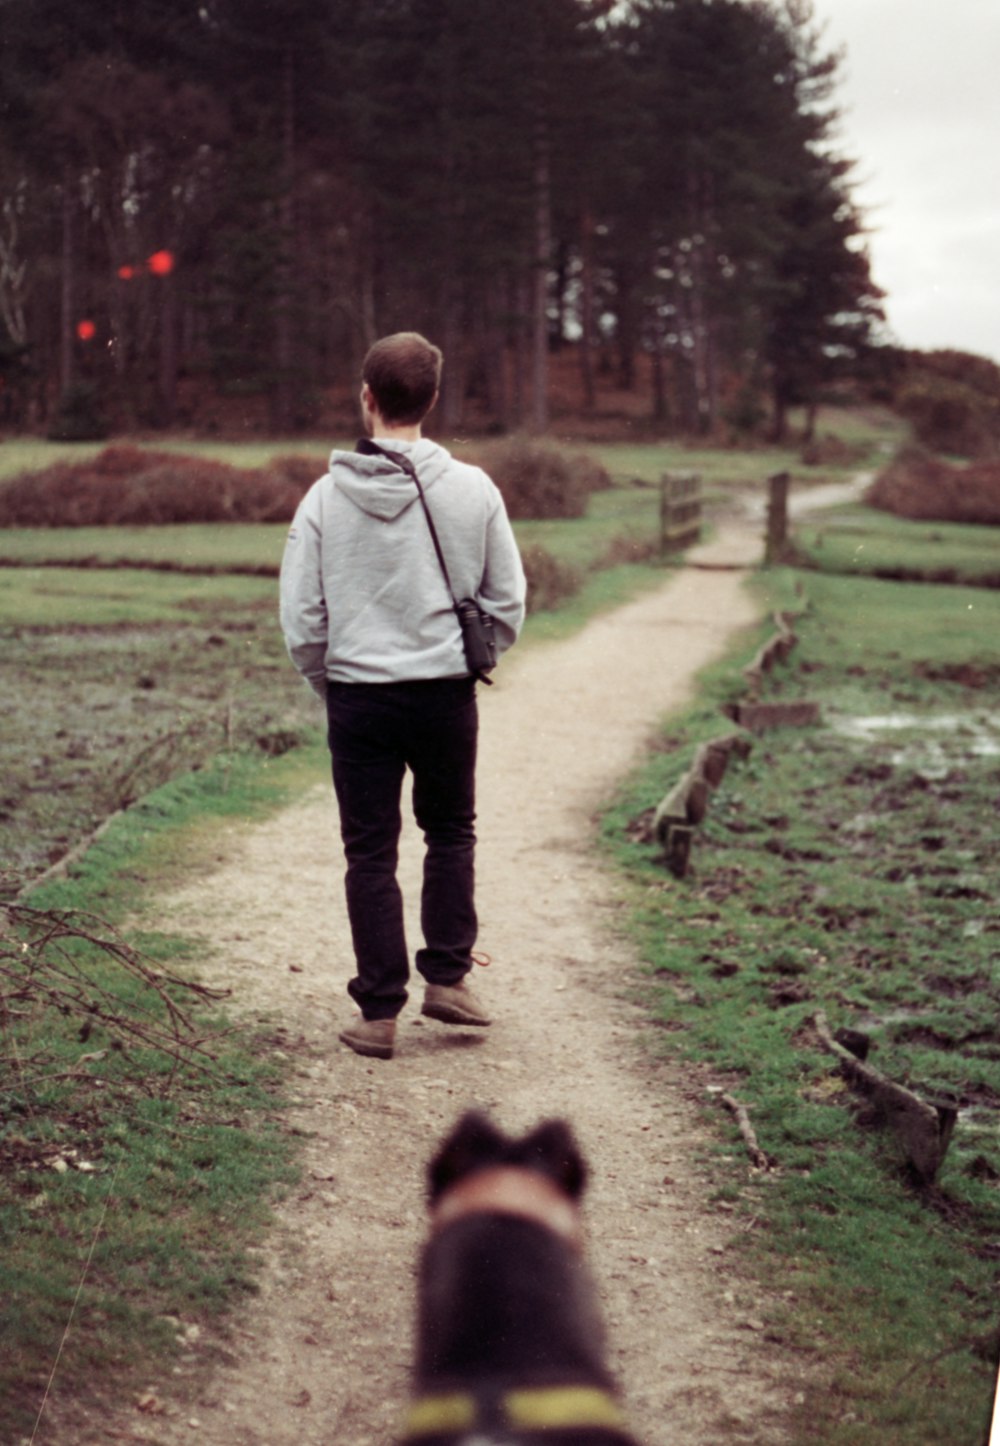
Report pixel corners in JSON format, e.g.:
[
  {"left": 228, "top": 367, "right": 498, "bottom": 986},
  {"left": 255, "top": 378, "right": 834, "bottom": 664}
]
[
  {"left": 339, "top": 1016, "right": 396, "bottom": 1059},
  {"left": 422, "top": 980, "right": 492, "bottom": 1027}
]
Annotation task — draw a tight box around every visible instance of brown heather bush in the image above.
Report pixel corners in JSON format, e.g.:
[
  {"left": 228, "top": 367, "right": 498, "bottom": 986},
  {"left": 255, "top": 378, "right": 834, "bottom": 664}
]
[
  {"left": 463, "top": 436, "right": 611, "bottom": 520},
  {"left": 0, "top": 447, "right": 325, "bottom": 527},
  {"left": 0, "top": 439, "right": 610, "bottom": 529},
  {"left": 896, "top": 377, "right": 1000, "bottom": 458},
  {"left": 521, "top": 543, "right": 583, "bottom": 614},
  {"left": 867, "top": 446, "right": 1000, "bottom": 525}
]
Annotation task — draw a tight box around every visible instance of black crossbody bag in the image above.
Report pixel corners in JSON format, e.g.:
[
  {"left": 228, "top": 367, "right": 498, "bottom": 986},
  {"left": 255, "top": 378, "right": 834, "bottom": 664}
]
[{"left": 356, "top": 439, "right": 497, "bottom": 684}]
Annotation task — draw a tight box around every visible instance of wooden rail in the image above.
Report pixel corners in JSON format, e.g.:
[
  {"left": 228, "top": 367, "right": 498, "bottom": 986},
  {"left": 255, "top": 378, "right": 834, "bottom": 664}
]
[
  {"left": 659, "top": 471, "right": 702, "bottom": 553},
  {"left": 645, "top": 611, "right": 818, "bottom": 877}
]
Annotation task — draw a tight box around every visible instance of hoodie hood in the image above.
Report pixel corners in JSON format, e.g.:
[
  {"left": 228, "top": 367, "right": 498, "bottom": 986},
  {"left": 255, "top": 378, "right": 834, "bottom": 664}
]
[{"left": 328, "top": 438, "right": 452, "bottom": 522}]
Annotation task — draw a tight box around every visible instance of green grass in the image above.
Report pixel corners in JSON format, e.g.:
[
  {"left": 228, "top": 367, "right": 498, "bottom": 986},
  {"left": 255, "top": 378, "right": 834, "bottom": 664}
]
[
  {"left": 583, "top": 405, "right": 905, "bottom": 488},
  {"left": 0, "top": 497, "right": 658, "bottom": 580},
  {"left": 0, "top": 562, "right": 279, "bottom": 626},
  {"left": 602, "top": 567, "right": 1000, "bottom": 1445},
  {"left": 0, "top": 521, "right": 289, "bottom": 572},
  {"left": 515, "top": 485, "right": 666, "bottom": 567},
  {"left": 794, "top": 507, "right": 1000, "bottom": 584},
  {"left": 1, "top": 744, "right": 323, "bottom": 1438}
]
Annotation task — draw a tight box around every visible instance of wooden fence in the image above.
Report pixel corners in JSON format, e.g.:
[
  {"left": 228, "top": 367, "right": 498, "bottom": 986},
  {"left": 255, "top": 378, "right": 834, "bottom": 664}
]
[{"left": 659, "top": 471, "right": 702, "bottom": 553}]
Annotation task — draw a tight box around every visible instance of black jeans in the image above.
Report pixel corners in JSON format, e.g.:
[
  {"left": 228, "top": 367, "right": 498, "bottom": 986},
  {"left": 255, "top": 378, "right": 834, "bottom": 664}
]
[{"left": 326, "top": 678, "right": 479, "bottom": 1021}]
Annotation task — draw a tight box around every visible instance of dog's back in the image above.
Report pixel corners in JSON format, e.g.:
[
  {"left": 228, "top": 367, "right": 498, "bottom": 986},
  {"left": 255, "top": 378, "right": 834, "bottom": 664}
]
[{"left": 401, "top": 1112, "right": 638, "bottom": 1445}]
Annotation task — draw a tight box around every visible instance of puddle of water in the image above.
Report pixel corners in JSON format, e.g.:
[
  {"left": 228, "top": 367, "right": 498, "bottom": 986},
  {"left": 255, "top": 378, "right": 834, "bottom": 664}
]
[{"left": 830, "top": 711, "right": 1000, "bottom": 776}]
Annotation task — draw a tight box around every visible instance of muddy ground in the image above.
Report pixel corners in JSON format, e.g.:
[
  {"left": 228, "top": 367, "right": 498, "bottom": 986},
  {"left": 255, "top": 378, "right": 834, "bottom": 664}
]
[{"left": 0, "top": 603, "right": 314, "bottom": 898}]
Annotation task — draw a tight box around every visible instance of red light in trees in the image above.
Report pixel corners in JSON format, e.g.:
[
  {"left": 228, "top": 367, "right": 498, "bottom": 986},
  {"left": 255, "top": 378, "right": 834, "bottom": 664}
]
[
  {"left": 118, "top": 265, "right": 136, "bottom": 280},
  {"left": 147, "top": 250, "right": 175, "bottom": 276},
  {"left": 76, "top": 320, "right": 96, "bottom": 341}
]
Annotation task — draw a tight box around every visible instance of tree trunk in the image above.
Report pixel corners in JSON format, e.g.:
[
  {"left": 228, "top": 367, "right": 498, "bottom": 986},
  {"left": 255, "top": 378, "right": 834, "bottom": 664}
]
[
  {"left": 511, "top": 272, "right": 530, "bottom": 429},
  {"left": 530, "top": 105, "right": 551, "bottom": 433},
  {"left": 651, "top": 346, "right": 668, "bottom": 424},
  {"left": 578, "top": 206, "right": 596, "bottom": 410},
  {"left": 478, "top": 281, "right": 508, "bottom": 429},
  {"left": 614, "top": 258, "right": 638, "bottom": 391},
  {"left": 158, "top": 266, "right": 178, "bottom": 426},
  {"left": 59, "top": 181, "right": 75, "bottom": 397},
  {"left": 272, "top": 46, "right": 296, "bottom": 432}
]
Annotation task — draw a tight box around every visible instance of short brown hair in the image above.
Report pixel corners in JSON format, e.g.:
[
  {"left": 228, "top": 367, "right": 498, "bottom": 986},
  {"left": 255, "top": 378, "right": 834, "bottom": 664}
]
[{"left": 362, "top": 332, "right": 443, "bottom": 425}]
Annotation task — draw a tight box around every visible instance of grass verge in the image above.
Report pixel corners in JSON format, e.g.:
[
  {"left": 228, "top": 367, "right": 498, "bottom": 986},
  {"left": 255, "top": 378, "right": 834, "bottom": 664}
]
[
  {"left": 1, "top": 744, "right": 325, "bottom": 1441},
  {"left": 602, "top": 567, "right": 1000, "bottom": 1444},
  {"left": 793, "top": 507, "right": 1000, "bottom": 587}
]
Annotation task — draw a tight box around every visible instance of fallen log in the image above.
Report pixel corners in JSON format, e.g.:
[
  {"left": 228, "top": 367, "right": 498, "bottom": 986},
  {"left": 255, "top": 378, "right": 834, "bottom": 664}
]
[
  {"left": 813, "top": 1010, "right": 957, "bottom": 1184},
  {"left": 727, "top": 699, "right": 820, "bottom": 732},
  {"left": 742, "top": 611, "right": 799, "bottom": 697}
]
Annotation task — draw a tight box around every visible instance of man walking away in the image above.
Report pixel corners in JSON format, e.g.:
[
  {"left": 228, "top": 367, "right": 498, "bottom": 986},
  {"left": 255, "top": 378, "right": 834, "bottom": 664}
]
[{"left": 279, "top": 332, "right": 526, "bottom": 1060}]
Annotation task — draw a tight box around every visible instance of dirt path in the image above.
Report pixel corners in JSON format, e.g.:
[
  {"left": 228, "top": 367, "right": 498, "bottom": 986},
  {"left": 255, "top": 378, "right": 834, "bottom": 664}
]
[{"left": 68, "top": 524, "right": 810, "bottom": 1445}]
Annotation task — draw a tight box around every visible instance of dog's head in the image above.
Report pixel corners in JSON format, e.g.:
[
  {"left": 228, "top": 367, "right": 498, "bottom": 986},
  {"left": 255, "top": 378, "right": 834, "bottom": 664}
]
[{"left": 427, "top": 1111, "right": 587, "bottom": 1250}]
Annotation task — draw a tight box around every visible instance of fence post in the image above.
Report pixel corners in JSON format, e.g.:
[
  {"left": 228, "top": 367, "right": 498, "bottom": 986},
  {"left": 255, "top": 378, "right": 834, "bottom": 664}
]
[{"left": 765, "top": 471, "right": 790, "bottom": 565}]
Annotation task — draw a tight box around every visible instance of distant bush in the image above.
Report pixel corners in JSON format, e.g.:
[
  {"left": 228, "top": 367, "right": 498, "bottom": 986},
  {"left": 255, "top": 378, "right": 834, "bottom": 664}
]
[
  {"left": 520, "top": 543, "right": 583, "bottom": 614},
  {"left": 800, "top": 434, "right": 868, "bottom": 467},
  {"left": 0, "top": 447, "right": 324, "bottom": 527},
  {"left": 867, "top": 445, "right": 1000, "bottom": 525},
  {"left": 896, "top": 377, "right": 999, "bottom": 458},
  {"left": 465, "top": 436, "right": 611, "bottom": 519}
]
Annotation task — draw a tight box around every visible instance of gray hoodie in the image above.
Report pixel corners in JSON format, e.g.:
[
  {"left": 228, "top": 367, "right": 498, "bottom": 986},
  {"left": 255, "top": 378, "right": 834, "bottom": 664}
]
[{"left": 279, "top": 438, "right": 526, "bottom": 692}]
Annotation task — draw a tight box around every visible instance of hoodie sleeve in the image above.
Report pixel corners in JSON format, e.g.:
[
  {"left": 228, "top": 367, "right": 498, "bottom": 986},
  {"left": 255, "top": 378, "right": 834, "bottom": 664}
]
[
  {"left": 279, "top": 486, "right": 329, "bottom": 697},
  {"left": 479, "top": 490, "right": 527, "bottom": 655}
]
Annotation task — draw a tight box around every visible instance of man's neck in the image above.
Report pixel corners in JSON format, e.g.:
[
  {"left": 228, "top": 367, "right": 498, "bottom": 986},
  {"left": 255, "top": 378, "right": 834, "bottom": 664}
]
[
  {"left": 370, "top": 414, "right": 423, "bottom": 444},
  {"left": 374, "top": 428, "right": 421, "bottom": 444}
]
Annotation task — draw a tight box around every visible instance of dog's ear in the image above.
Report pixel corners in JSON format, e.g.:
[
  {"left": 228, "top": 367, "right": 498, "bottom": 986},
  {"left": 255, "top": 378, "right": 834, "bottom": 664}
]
[
  {"left": 428, "top": 1110, "right": 508, "bottom": 1203},
  {"left": 511, "top": 1119, "right": 588, "bottom": 1201}
]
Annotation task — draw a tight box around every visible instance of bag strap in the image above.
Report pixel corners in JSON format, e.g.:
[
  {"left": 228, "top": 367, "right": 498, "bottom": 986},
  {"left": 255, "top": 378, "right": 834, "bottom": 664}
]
[{"left": 356, "top": 437, "right": 458, "bottom": 606}]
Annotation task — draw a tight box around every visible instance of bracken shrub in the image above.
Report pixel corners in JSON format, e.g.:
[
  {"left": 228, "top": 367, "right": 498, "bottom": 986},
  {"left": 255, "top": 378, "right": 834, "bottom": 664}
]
[
  {"left": 521, "top": 543, "right": 583, "bottom": 614},
  {"left": 0, "top": 447, "right": 324, "bottom": 527},
  {"left": 465, "top": 436, "right": 610, "bottom": 520},
  {"left": 897, "top": 376, "right": 1000, "bottom": 458},
  {"left": 867, "top": 445, "right": 1000, "bottom": 524}
]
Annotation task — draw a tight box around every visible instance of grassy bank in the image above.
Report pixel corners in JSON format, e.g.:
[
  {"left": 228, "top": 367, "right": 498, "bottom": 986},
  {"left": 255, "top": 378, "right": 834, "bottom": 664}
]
[
  {"left": 1, "top": 744, "right": 325, "bottom": 1440},
  {"left": 602, "top": 567, "right": 1000, "bottom": 1444},
  {"left": 794, "top": 507, "right": 1000, "bottom": 587}
]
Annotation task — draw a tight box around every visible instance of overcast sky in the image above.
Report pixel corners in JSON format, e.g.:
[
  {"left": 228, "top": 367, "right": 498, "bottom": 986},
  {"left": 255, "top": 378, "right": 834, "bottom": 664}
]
[{"left": 817, "top": 0, "right": 1000, "bottom": 363}]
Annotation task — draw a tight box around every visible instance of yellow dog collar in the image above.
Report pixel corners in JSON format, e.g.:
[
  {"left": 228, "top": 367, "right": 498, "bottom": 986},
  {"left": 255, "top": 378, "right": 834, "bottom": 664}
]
[{"left": 403, "top": 1383, "right": 629, "bottom": 1438}]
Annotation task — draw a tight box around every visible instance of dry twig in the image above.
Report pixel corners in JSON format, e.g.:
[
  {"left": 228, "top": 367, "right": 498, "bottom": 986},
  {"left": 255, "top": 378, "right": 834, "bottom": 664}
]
[
  {"left": 1, "top": 904, "right": 233, "bottom": 1107},
  {"left": 720, "top": 1092, "right": 770, "bottom": 1170}
]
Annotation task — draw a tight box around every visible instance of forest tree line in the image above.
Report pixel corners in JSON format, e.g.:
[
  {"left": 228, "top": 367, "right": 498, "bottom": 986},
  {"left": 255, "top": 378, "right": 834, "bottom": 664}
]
[{"left": 0, "top": 0, "right": 887, "bottom": 438}]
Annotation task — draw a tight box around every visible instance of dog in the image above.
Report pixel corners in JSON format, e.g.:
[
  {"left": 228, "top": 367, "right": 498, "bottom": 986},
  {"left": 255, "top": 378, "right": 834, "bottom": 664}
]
[{"left": 400, "top": 1110, "right": 639, "bottom": 1445}]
